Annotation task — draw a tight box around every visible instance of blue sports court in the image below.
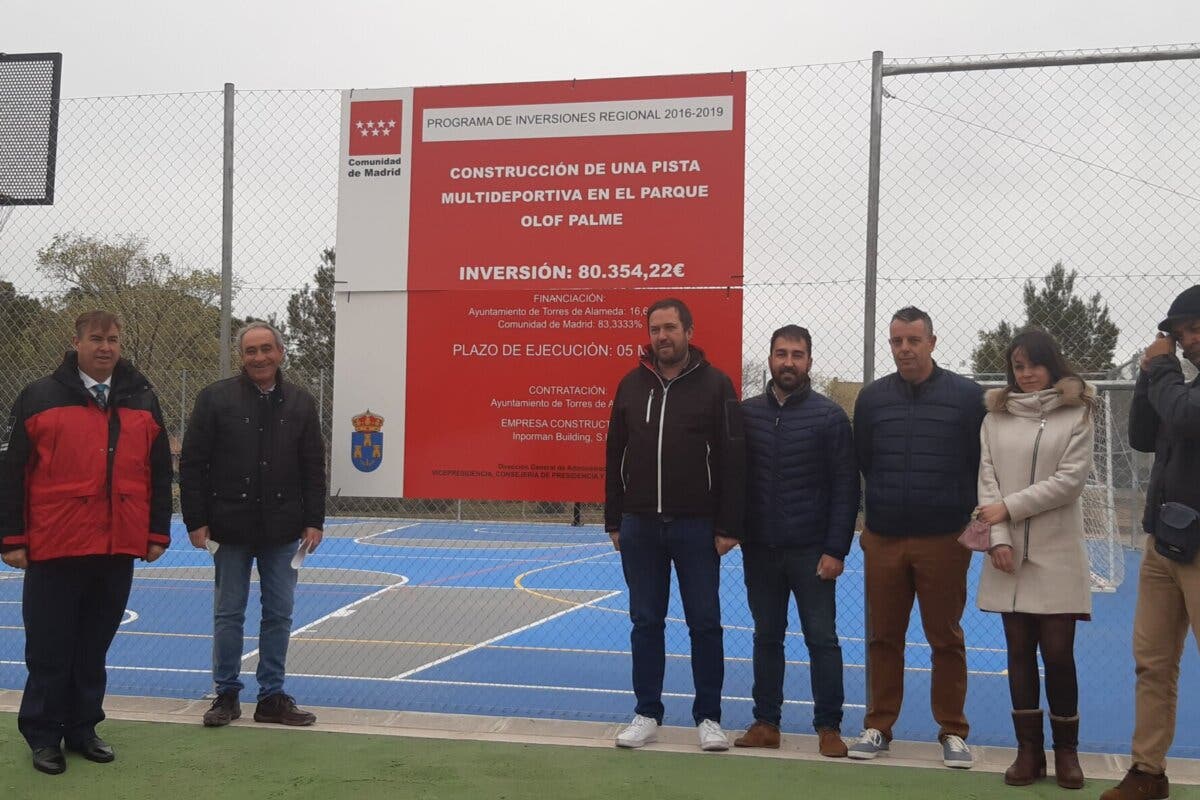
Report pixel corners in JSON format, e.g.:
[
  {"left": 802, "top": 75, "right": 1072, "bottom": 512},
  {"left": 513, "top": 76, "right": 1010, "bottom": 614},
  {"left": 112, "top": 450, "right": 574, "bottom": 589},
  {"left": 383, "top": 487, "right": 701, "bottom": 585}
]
[{"left": 1, "top": 517, "right": 1195, "bottom": 758}]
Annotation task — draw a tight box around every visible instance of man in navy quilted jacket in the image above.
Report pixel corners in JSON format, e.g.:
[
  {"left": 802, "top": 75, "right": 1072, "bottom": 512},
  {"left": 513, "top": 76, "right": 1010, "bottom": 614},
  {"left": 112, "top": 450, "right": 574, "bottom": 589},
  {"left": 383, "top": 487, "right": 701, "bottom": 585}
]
[
  {"left": 733, "top": 325, "right": 857, "bottom": 758},
  {"left": 848, "top": 306, "right": 985, "bottom": 768}
]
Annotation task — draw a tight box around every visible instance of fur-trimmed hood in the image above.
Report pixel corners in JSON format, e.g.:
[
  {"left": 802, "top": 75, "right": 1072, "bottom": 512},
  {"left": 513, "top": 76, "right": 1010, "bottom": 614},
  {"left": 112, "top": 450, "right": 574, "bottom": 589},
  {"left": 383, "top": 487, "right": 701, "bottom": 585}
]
[{"left": 984, "top": 376, "right": 1094, "bottom": 414}]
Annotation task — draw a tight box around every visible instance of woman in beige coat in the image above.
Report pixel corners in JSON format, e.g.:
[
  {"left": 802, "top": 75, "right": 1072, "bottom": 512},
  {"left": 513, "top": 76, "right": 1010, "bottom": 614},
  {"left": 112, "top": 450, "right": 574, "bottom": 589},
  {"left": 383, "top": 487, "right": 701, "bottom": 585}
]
[{"left": 975, "top": 328, "right": 1095, "bottom": 790}]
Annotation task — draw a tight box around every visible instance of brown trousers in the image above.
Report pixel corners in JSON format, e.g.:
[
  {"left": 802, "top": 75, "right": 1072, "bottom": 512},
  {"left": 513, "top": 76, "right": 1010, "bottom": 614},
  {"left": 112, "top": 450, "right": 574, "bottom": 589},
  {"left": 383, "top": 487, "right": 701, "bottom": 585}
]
[
  {"left": 1131, "top": 536, "right": 1200, "bottom": 774},
  {"left": 861, "top": 528, "right": 972, "bottom": 740}
]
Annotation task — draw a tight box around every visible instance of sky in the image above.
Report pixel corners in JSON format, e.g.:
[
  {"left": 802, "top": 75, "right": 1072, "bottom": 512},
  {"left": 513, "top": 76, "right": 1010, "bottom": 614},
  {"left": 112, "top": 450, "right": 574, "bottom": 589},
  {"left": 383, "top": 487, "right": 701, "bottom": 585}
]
[
  {"left": 4, "top": 0, "right": 1198, "bottom": 379},
  {"left": 7, "top": 0, "right": 1200, "bottom": 97}
]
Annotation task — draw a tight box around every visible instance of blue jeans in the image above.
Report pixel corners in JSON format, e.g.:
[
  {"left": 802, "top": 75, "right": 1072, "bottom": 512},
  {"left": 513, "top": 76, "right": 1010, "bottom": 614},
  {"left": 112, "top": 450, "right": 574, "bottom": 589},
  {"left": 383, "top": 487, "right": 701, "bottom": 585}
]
[
  {"left": 742, "top": 545, "right": 844, "bottom": 731},
  {"left": 618, "top": 513, "right": 723, "bottom": 725},
  {"left": 212, "top": 539, "right": 299, "bottom": 700}
]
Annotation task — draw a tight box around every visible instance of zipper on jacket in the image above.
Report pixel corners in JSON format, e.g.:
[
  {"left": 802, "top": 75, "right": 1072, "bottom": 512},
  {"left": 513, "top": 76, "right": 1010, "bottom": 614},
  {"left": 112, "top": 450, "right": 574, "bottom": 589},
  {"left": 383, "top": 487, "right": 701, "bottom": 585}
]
[
  {"left": 656, "top": 382, "right": 671, "bottom": 513},
  {"left": 705, "top": 442, "right": 712, "bottom": 491},
  {"left": 903, "top": 396, "right": 914, "bottom": 512},
  {"left": 1021, "top": 416, "right": 1047, "bottom": 565},
  {"left": 644, "top": 389, "right": 654, "bottom": 424},
  {"left": 773, "top": 411, "right": 781, "bottom": 543},
  {"left": 104, "top": 393, "right": 120, "bottom": 555}
]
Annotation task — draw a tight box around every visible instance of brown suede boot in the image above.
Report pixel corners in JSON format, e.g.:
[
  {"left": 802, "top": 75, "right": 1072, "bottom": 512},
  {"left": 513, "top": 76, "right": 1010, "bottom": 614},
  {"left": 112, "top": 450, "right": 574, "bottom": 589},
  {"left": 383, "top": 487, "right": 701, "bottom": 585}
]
[
  {"left": 1049, "top": 714, "right": 1084, "bottom": 789},
  {"left": 1004, "top": 709, "right": 1047, "bottom": 786},
  {"left": 734, "top": 720, "right": 780, "bottom": 749}
]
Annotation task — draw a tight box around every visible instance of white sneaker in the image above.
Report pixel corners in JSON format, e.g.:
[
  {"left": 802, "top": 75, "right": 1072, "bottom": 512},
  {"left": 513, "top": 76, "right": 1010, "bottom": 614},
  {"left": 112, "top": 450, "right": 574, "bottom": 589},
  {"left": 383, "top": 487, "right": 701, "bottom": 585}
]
[
  {"left": 940, "top": 734, "right": 974, "bottom": 768},
  {"left": 615, "top": 714, "right": 659, "bottom": 748},
  {"left": 697, "top": 719, "right": 730, "bottom": 751},
  {"left": 847, "top": 728, "right": 890, "bottom": 760}
]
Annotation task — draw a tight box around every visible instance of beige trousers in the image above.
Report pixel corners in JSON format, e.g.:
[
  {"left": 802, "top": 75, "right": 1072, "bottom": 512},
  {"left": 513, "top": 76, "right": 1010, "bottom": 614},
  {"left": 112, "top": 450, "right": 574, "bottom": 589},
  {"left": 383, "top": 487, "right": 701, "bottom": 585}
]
[{"left": 1131, "top": 536, "right": 1200, "bottom": 773}]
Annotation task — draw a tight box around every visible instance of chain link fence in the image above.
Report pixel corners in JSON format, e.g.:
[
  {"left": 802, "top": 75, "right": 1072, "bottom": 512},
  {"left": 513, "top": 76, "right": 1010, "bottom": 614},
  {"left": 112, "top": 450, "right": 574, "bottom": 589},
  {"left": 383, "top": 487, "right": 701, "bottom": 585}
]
[{"left": 1, "top": 45, "right": 1199, "bottom": 756}]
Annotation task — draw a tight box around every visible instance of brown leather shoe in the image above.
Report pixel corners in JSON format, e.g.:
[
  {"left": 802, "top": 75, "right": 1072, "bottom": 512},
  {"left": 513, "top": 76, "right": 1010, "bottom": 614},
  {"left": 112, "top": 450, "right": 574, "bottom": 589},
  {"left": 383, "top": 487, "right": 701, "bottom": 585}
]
[
  {"left": 734, "top": 720, "right": 780, "bottom": 749},
  {"left": 253, "top": 693, "right": 316, "bottom": 726},
  {"left": 1098, "top": 767, "right": 1168, "bottom": 800},
  {"left": 818, "top": 728, "right": 848, "bottom": 758}
]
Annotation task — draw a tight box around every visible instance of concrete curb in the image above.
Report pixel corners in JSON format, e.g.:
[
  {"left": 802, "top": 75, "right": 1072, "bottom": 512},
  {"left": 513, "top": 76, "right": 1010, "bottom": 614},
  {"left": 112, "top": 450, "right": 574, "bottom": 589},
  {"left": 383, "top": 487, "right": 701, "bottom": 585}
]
[{"left": 1, "top": 690, "right": 1196, "bottom": 784}]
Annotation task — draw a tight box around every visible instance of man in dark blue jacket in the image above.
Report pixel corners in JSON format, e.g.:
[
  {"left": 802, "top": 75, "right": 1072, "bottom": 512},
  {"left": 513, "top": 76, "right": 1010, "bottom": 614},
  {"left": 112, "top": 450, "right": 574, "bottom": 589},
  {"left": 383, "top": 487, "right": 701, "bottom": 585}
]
[
  {"left": 848, "top": 307, "right": 985, "bottom": 768},
  {"left": 733, "top": 325, "right": 857, "bottom": 758}
]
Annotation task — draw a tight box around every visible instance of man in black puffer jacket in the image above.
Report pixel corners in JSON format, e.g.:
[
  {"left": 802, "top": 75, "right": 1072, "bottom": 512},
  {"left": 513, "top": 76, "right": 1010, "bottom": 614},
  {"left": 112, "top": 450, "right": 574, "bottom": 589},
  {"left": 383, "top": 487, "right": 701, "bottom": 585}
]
[
  {"left": 180, "top": 321, "right": 325, "bottom": 730},
  {"left": 1103, "top": 284, "right": 1200, "bottom": 800},
  {"left": 847, "top": 306, "right": 985, "bottom": 768},
  {"left": 734, "top": 325, "right": 857, "bottom": 758},
  {"left": 605, "top": 298, "right": 745, "bottom": 752}
]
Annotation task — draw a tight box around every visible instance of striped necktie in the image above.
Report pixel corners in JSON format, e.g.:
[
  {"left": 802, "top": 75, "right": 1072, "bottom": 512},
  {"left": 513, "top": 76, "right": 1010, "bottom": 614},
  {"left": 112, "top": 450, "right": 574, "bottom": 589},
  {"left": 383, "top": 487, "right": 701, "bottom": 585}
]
[{"left": 92, "top": 383, "right": 108, "bottom": 409}]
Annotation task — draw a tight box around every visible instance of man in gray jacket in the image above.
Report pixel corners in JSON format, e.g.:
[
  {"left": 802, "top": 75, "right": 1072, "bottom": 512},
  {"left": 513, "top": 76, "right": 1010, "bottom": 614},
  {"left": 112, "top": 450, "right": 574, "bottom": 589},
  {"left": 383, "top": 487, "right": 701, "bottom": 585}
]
[{"left": 1104, "top": 285, "right": 1200, "bottom": 800}]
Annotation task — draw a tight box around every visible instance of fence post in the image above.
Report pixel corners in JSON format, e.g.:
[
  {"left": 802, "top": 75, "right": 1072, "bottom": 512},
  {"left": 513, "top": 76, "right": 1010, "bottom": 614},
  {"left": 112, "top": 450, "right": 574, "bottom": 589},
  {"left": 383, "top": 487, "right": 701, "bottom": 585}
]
[
  {"left": 863, "top": 50, "right": 884, "bottom": 385},
  {"left": 861, "top": 48, "right": 885, "bottom": 722},
  {"left": 219, "top": 82, "right": 235, "bottom": 378}
]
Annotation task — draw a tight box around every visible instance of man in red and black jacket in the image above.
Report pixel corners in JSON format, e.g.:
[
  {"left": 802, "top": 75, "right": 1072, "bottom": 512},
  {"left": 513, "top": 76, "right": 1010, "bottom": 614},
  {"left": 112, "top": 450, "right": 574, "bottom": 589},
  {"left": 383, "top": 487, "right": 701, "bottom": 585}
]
[{"left": 0, "top": 310, "right": 172, "bottom": 775}]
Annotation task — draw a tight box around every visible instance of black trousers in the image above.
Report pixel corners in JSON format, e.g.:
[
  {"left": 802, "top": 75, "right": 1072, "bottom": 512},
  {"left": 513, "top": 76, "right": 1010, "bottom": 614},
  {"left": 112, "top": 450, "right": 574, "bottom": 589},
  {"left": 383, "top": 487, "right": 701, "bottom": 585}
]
[{"left": 18, "top": 555, "right": 134, "bottom": 749}]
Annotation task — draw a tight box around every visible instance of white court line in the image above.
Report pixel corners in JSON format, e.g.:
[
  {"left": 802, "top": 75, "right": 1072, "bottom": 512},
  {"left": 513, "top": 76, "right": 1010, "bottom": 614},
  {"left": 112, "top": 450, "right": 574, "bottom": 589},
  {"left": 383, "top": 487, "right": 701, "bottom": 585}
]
[
  {"left": 274, "top": 553, "right": 609, "bottom": 563},
  {"left": 714, "top": 621, "right": 1007, "bottom": 655},
  {"left": 328, "top": 517, "right": 606, "bottom": 531},
  {"left": 513, "top": 550, "right": 617, "bottom": 584},
  {"left": 388, "top": 589, "right": 621, "bottom": 680},
  {"left": 0, "top": 597, "right": 1004, "bottom": 658},
  {"left": 353, "top": 522, "right": 421, "bottom": 545},
  {"left": 0, "top": 626, "right": 1007, "bottom": 676},
  {"left": 0, "top": 659, "right": 210, "bottom": 675},
  {"left": 396, "top": 677, "right": 868, "bottom": 710},
  {"left": 349, "top": 520, "right": 608, "bottom": 550},
  {"left": 130, "top": 578, "right": 398, "bottom": 589},
  {"left": 480, "top": 644, "right": 1009, "bottom": 676},
  {"left": 240, "top": 575, "right": 409, "bottom": 664},
  {"left": 405, "top": 585, "right": 616, "bottom": 592},
  {"left": 0, "top": 656, "right": 1002, "bottom": 684},
  {"left": 132, "top": 565, "right": 404, "bottom": 588},
  {"left": 360, "top": 540, "right": 608, "bottom": 552}
]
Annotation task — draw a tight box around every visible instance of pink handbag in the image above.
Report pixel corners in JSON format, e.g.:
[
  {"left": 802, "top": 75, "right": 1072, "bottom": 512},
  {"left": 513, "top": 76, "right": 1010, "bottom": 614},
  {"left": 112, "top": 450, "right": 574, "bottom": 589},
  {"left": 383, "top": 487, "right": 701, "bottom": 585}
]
[{"left": 957, "top": 513, "right": 992, "bottom": 552}]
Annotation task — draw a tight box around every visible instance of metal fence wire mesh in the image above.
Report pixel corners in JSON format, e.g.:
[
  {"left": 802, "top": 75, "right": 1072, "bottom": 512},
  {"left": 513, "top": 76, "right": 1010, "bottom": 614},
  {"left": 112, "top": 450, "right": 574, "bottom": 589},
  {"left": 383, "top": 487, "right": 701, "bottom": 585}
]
[{"left": 1, "top": 45, "right": 1199, "bottom": 756}]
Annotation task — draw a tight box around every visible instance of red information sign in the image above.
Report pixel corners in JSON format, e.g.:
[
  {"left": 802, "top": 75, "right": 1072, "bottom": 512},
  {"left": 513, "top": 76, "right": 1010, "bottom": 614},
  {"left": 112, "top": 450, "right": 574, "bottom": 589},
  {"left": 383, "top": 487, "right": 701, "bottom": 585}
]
[{"left": 333, "top": 73, "right": 745, "bottom": 501}]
